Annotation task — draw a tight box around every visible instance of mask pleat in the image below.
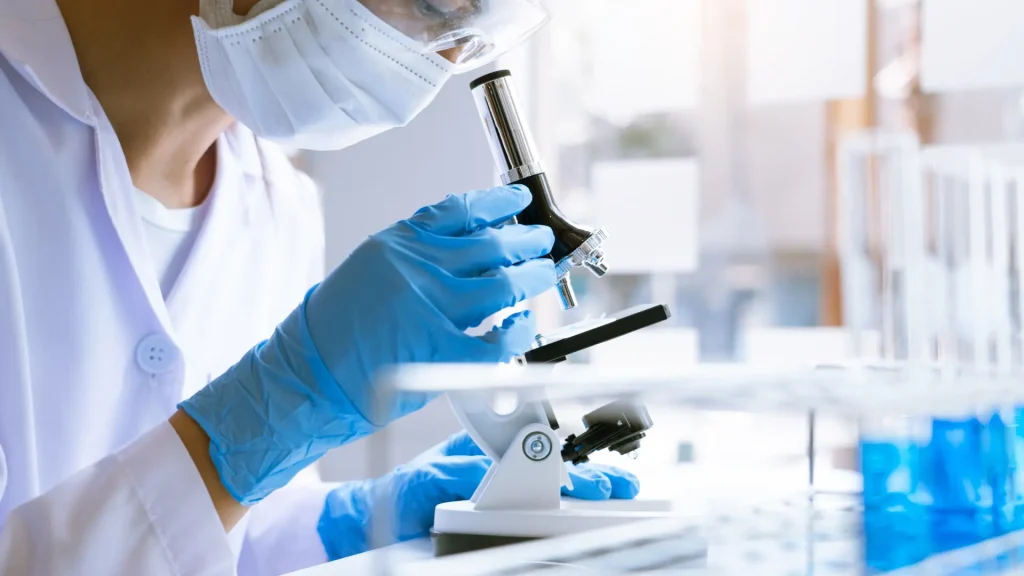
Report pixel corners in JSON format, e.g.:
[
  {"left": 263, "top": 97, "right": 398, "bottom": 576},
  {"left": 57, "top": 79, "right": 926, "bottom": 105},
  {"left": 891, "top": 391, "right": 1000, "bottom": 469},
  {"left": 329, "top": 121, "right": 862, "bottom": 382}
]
[
  {"left": 317, "top": 38, "right": 434, "bottom": 124},
  {"left": 284, "top": 6, "right": 380, "bottom": 124},
  {"left": 247, "top": 9, "right": 345, "bottom": 136},
  {"left": 307, "top": 1, "right": 419, "bottom": 126},
  {"left": 220, "top": 30, "right": 295, "bottom": 139},
  {"left": 194, "top": 23, "right": 257, "bottom": 129}
]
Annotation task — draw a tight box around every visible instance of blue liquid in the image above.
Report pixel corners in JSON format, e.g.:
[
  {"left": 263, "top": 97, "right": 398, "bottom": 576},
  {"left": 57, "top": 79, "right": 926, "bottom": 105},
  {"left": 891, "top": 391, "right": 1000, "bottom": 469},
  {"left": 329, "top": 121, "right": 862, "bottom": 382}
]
[
  {"left": 928, "top": 417, "right": 994, "bottom": 552},
  {"left": 861, "top": 412, "right": 1024, "bottom": 572},
  {"left": 984, "top": 413, "right": 1017, "bottom": 536},
  {"left": 862, "top": 438, "right": 931, "bottom": 572}
]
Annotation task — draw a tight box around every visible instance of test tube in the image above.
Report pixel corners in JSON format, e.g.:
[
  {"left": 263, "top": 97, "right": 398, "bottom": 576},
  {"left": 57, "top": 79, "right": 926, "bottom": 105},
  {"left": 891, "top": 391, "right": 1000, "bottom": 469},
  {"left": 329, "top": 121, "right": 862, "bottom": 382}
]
[
  {"left": 921, "top": 150, "right": 998, "bottom": 553},
  {"left": 974, "top": 158, "right": 1021, "bottom": 540},
  {"left": 1013, "top": 172, "right": 1024, "bottom": 367},
  {"left": 988, "top": 163, "right": 1013, "bottom": 370},
  {"left": 839, "top": 133, "right": 936, "bottom": 571},
  {"left": 1009, "top": 171, "right": 1024, "bottom": 544},
  {"left": 927, "top": 151, "right": 976, "bottom": 367},
  {"left": 838, "top": 132, "right": 927, "bottom": 364},
  {"left": 990, "top": 164, "right": 1024, "bottom": 539}
]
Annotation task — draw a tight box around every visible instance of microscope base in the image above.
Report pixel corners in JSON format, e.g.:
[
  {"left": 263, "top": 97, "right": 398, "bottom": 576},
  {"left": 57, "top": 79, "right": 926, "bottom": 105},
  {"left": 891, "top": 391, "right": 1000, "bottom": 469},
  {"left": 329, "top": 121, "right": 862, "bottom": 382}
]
[
  {"left": 432, "top": 499, "right": 676, "bottom": 557},
  {"left": 430, "top": 530, "right": 538, "bottom": 557}
]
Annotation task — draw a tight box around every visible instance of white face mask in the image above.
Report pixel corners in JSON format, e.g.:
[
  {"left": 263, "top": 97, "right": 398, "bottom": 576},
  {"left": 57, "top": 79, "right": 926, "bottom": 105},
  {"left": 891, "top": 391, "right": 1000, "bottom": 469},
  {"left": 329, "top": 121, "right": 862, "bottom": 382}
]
[{"left": 193, "top": 0, "right": 455, "bottom": 151}]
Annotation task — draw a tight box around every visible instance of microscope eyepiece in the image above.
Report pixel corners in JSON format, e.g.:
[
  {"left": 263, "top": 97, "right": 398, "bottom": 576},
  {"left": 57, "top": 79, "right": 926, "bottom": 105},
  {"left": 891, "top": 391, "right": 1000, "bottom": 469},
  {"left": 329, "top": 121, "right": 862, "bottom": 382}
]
[
  {"left": 471, "top": 69, "right": 609, "bottom": 310},
  {"left": 470, "top": 70, "right": 544, "bottom": 186},
  {"left": 468, "top": 69, "right": 513, "bottom": 91}
]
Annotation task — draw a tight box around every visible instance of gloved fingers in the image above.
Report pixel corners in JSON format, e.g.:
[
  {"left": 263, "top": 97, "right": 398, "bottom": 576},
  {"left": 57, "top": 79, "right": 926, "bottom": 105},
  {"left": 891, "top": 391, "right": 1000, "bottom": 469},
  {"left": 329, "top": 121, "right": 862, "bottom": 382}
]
[
  {"left": 319, "top": 482, "right": 373, "bottom": 561},
  {"left": 441, "top": 430, "right": 487, "bottom": 457},
  {"left": 347, "top": 456, "right": 495, "bottom": 550},
  {"left": 412, "top": 455, "right": 494, "bottom": 502},
  {"left": 445, "top": 259, "right": 556, "bottom": 330},
  {"left": 409, "top": 186, "right": 532, "bottom": 236},
  {"left": 408, "top": 430, "right": 486, "bottom": 466},
  {"left": 562, "top": 465, "right": 613, "bottom": 500},
  {"left": 418, "top": 224, "right": 554, "bottom": 277},
  {"left": 579, "top": 463, "right": 641, "bottom": 499},
  {"left": 475, "top": 310, "right": 537, "bottom": 363}
]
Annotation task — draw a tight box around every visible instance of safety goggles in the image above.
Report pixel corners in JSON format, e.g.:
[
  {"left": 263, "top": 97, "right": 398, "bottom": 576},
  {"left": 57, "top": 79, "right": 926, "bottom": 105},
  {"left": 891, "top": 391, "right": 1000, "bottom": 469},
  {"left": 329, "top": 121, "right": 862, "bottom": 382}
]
[{"left": 357, "top": 0, "right": 551, "bottom": 71}]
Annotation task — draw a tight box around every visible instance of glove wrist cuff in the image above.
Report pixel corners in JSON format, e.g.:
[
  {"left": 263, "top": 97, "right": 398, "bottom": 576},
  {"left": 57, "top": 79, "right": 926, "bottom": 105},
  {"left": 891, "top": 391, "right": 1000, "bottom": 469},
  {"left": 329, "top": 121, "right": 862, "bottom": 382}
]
[{"left": 179, "top": 288, "right": 379, "bottom": 505}]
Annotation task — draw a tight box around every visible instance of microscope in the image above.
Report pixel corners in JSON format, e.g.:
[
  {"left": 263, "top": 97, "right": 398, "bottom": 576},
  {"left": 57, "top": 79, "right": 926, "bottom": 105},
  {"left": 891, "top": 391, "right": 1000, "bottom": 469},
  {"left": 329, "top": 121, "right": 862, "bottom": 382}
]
[{"left": 428, "top": 71, "right": 677, "bottom": 557}]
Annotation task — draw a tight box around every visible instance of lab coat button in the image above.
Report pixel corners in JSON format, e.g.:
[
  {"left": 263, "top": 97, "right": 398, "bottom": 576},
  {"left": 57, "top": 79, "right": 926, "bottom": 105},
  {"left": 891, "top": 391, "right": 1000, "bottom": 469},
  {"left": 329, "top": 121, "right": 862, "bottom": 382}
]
[{"left": 135, "top": 334, "right": 178, "bottom": 375}]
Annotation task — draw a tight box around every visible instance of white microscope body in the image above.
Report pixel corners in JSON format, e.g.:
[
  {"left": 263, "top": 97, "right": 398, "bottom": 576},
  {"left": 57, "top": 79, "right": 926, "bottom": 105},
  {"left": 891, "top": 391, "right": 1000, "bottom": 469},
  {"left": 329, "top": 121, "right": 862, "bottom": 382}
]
[{"left": 433, "top": 391, "right": 675, "bottom": 556}]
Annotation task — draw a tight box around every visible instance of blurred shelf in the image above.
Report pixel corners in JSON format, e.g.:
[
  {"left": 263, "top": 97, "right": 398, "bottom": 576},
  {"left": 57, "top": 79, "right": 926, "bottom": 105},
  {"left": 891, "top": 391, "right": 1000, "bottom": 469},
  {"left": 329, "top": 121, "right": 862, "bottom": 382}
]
[{"left": 385, "top": 362, "right": 1024, "bottom": 418}]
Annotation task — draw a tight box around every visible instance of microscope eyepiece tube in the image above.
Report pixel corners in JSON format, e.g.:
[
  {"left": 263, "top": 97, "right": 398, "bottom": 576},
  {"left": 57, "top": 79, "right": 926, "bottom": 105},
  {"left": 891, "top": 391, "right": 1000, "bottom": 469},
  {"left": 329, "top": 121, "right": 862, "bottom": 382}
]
[
  {"left": 470, "top": 69, "right": 611, "bottom": 310},
  {"left": 470, "top": 70, "right": 544, "bottom": 185}
]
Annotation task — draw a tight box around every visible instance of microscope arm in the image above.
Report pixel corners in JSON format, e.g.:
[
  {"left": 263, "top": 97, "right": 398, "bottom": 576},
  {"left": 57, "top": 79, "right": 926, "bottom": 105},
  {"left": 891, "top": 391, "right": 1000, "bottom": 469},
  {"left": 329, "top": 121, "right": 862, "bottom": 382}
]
[{"left": 447, "top": 391, "right": 573, "bottom": 508}]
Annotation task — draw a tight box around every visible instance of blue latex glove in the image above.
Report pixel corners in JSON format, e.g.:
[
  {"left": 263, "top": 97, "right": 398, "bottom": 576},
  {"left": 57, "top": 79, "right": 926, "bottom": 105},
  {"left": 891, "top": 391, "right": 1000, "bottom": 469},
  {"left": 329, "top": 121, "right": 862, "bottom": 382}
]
[
  {"left": 180, "top": 186, "right": 556, "bottom": 505},
  {"left": 317, "top": 430, "right": 640, "bottom": 560}
]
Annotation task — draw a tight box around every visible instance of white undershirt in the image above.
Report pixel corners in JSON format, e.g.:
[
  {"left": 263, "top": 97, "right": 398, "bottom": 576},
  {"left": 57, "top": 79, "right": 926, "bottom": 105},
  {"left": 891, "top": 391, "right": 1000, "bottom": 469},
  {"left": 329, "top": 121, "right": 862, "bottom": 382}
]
[{"left": 132, "top": 188, "right": 210, "bottom": 299}]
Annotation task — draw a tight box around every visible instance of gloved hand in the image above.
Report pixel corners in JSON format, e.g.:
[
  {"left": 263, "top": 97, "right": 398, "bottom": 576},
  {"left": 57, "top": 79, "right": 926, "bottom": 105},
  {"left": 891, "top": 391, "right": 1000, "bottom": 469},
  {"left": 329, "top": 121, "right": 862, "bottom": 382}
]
[
  {"left": 317, "top": 430, "right": 640, "bottom": 560},
  {"left": 180, "top": 186, "right": 556, "bottom": 505}
]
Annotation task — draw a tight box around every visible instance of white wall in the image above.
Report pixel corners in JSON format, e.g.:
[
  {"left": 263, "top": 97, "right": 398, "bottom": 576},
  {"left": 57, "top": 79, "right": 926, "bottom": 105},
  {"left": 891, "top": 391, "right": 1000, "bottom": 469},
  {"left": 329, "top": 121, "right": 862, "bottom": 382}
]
[
  {"left": 699, "top": 0, "right": 828, "bottom": 256},
  {"left": 746, "top": 104, "right": 827, "bottom": 252},
  {"left": 302, "top": 70, "right": 500, "bottom": 481},
  {"left": 305, "top": 72, "right": 500, "bottom": 269},
  {"left": 921, "top": 0, "right": 1024, "bottom": 93}
]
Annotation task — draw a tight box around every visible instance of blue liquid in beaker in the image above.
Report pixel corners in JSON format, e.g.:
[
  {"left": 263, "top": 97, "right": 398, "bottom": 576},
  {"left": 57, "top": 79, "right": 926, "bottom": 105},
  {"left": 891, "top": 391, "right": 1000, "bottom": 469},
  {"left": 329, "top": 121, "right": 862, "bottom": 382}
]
[
  {"left": 862, "top": 437, "right": 931, "bottom": 572},
  {"left": 926, "top": 417, "right": 994, "bottom": 553},
  {"left": 862, "top": 412, "right": 1024, "bottom": 572}
]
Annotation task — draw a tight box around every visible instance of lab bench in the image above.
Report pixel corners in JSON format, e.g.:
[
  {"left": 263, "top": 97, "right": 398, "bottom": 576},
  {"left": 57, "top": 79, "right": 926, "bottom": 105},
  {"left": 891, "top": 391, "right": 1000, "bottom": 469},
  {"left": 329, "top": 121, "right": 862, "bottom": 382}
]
[{"left": 288, "top": 362, "right": 1024, "bottom": 575}]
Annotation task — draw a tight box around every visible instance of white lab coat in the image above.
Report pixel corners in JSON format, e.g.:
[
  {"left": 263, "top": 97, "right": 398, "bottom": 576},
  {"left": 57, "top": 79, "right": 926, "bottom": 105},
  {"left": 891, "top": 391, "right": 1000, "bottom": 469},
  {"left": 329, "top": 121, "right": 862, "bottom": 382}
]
[{"left": 0, "top": 0, "right": 340, "bottom": 573}]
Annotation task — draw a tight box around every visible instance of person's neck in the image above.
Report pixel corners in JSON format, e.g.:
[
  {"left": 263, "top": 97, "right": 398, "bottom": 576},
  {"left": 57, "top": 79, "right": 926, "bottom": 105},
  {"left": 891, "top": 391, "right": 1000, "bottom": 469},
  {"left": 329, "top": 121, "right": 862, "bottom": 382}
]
[{"left": 56, "top": 0, "right": 253, "bottom": 208}]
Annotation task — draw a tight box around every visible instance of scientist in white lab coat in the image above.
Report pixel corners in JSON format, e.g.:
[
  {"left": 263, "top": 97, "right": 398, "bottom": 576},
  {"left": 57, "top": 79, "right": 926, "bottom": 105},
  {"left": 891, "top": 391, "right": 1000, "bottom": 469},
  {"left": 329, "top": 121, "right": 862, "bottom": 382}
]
[{"left": 0, "top": 0, "right": 641, "bottom": 573}]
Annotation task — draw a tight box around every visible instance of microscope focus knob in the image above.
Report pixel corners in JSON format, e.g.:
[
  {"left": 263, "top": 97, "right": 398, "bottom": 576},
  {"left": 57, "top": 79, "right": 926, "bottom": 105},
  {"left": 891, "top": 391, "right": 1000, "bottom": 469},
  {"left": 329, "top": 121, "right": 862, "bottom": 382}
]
[{"left": 560, "top": 401, "right": 654, "bottom": 466}]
